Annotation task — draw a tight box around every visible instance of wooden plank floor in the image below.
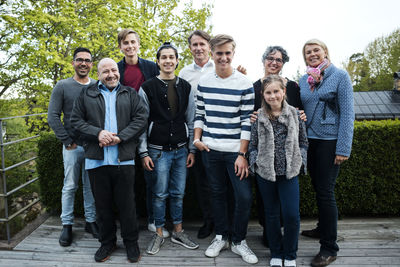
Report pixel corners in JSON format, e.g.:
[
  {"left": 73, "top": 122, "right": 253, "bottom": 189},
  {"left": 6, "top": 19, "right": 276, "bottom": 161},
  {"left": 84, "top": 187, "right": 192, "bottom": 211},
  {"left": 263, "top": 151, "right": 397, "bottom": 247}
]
[{"left": 0, "top": 216, "right": 399, "bottom": 266}]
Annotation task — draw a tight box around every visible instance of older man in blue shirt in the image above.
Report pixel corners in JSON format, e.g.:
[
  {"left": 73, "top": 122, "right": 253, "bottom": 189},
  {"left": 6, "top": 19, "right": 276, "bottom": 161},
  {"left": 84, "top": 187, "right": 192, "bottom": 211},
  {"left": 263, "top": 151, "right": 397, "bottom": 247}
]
[{"left": 71, "top": 58, "right": 148, "bottom": 263}]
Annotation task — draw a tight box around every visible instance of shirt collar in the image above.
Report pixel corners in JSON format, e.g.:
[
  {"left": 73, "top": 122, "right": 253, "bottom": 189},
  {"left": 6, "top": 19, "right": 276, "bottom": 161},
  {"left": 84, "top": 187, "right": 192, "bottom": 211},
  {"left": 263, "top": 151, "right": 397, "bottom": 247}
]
[
  {"left": 98, "top": 81, "right": 121, "bottom": 92},
  {"left": 193, "top": 59, "right": 214, "bottom": 71}
]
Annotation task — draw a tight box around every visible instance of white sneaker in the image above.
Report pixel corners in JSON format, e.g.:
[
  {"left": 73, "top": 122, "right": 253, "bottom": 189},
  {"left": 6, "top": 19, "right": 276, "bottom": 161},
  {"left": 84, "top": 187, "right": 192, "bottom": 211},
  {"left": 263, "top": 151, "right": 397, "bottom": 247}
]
[
  {"left": 147, "top": 223, "right": 170, "bottom": 238},
  {"left": 284, "top": 259, "right": 296, "bottom": 267},
  {"left": 205, "top": 235, "right": 228, "bottom": 257},
  {"left": 270, "top": 258, "right": 283, "bottom": 267},
  {"left": 231, "top": 240, "right": 258, "bottom": 264}
]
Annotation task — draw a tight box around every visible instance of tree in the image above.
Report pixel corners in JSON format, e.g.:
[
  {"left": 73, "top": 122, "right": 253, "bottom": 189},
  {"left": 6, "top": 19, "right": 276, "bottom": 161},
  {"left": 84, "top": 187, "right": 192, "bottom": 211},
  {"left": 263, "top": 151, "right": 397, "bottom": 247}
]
[
  {"left": 344, "top": 28, "right": 400, "bottom": 91},
  {"left": 0, "top": 0, "right": 212, "bottom": 117}
]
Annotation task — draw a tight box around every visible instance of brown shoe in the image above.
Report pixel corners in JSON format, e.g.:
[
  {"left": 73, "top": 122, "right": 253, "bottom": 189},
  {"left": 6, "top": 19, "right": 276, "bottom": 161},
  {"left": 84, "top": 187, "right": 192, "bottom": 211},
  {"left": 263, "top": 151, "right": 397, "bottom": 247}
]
[
  {"left": 301, "top": 227, "right": 320, "bottom": 239},
  {"left": 311, "top": 253, "right": 337, "bottom": 267}
]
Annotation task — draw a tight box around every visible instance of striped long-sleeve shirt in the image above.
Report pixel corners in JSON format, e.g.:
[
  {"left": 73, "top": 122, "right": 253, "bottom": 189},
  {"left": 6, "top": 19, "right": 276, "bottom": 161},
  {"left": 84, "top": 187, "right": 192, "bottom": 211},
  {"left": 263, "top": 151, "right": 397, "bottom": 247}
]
[{"left": 194, "top": 70, "right": 254, "bottom": 153}]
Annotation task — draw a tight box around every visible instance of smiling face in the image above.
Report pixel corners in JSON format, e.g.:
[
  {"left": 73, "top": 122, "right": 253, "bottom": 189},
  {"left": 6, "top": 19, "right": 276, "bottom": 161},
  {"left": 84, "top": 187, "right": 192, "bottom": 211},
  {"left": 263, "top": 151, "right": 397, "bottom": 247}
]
[
  {"left": 119, "top": 33, "right": 140, "bottom": 59},
  {"left": 98, "top": 59, "right": 120, "bottom": 90},
  {"left": 189, "top": 34, "right": 210, "bottom": 65},
  {"left": 157, "top": 48, "right": 178, "bottom": 75},
  {"left": 264, "top": 50, "right": 284, "bottom": 75},
  {"left": 304, "top": 44, "right": 327, "bottom": 67},
  {"left": 72, "top": 52, "right": 93, "bottom": 78},
  {"left": 263, "top": 81, "right": 286, "bottom": 110},
  {"left": 211, "top": 42, "right": 234, "bottom": 75}
]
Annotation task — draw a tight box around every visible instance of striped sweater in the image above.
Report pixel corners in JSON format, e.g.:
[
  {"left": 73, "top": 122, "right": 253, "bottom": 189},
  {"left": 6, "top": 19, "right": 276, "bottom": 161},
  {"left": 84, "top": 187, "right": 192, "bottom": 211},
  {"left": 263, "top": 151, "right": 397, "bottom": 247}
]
[{"left": 194, "top": 70, "right": 254, "bottom": 152}]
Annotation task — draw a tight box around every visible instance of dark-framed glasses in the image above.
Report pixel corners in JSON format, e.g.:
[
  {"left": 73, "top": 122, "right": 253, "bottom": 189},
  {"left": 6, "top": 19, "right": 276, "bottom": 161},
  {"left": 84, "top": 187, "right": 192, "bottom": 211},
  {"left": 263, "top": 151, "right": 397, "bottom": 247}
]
[
  {"left": 74, "top": 58, "right": 92, "bottom": 63},
  {"left": 266, "top": 57, "right": 283, "bottom": 64}
]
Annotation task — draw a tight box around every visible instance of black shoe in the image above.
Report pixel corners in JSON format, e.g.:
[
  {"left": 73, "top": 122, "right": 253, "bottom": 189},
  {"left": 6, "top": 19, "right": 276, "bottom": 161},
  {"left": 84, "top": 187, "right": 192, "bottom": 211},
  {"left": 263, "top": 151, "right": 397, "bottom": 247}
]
[
  {"left": 301, "top": 227, "right": 320, "bottom": 239},
  {"left": 94, "top": 243, "right": 116, "bottom": 262},
  {"left": 126, "top": 242, "right": 141, "bottom": 263},
  {"left": 85, "top": 221, "right": 99, "bottom": 239},
  {"left": 59, "top": 225, "right": 72, "bottom": 246},
  {"left": 311, "top": 253, "right": 337, "bottom": 267},
  {"left": 197, "top": 222, "right": 214, "bottom": 239}
]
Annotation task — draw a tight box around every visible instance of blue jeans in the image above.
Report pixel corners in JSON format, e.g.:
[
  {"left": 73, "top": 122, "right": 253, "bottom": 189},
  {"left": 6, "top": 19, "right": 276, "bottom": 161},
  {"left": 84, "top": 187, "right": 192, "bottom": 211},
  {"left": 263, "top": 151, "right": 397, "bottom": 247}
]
[
  {"left": 202, "top": 149, "right": 252, "bottom": 243},
  {"left": 257, "top": 175, "right": 300, "bottom": 260},
  {"left": 61, "top": 145, "right": 96, "bottom": 225},
  {"left": 308, "top": 139, "right": 340, "bottom": 256},
  {"left": 149, "top": 147, "right": 188, "bottom": 228}
]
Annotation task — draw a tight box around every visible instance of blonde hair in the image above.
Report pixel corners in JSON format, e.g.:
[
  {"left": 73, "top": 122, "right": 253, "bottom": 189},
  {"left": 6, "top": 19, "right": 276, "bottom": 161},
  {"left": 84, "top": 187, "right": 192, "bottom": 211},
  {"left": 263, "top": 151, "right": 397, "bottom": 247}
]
[
  {"left": 261, "top": 75, "right": 286, "bottom": 117},
  {"left": 209, "top": 34, "right": 236, "bottom": 51},
  {"left": 118, "top": 29, "right": 140, "bottom": 47},
  {"left": 302, "top": 38, "right": 330, "bottom": 64}
]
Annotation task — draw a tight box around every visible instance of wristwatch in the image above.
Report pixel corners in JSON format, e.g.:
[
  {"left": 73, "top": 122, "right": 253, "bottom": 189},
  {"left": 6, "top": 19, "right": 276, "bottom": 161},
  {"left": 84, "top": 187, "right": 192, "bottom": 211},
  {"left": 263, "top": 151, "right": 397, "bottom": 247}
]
[{"left": 238, "top": 151, "right": 248, "bottom": 159}]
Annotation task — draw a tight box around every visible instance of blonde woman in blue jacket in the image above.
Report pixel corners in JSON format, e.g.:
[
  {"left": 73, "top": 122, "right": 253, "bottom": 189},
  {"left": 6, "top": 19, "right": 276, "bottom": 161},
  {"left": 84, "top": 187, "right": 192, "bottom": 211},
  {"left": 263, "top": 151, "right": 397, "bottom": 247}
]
[
  {"left": 299, "top": 39, "right": 355, "bottom": 267},
  {"left": 249, "top": 75, "right": 308, "bottom": 267}
]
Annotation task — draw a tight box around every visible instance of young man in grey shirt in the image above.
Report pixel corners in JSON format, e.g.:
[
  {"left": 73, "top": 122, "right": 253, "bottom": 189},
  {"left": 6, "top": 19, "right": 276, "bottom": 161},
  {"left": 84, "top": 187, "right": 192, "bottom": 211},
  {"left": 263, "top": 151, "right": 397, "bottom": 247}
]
[{"left": 48, "top": 47, "right": 98, "bottom": 246}]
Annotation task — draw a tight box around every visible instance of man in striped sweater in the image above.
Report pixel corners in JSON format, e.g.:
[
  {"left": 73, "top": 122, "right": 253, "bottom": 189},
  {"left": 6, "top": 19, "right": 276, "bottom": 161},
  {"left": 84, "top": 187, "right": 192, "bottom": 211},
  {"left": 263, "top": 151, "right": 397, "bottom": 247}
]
[{"left": 193, "top": 34, "right": 258, "bottom": 264}]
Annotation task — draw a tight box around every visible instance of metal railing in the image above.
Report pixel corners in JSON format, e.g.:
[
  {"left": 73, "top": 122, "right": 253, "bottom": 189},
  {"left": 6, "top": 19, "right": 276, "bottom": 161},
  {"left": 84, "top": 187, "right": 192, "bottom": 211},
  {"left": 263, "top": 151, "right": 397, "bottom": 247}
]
[{"left": 0, "top": 113, "right": 47, "bottom": 243}]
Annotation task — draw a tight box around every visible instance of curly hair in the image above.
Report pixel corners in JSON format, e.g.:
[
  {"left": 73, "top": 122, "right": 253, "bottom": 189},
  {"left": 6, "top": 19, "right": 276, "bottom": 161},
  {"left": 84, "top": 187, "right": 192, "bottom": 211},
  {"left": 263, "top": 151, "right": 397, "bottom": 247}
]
[{"left": 261, "top": 46, "right": 289, "bottom": 64}]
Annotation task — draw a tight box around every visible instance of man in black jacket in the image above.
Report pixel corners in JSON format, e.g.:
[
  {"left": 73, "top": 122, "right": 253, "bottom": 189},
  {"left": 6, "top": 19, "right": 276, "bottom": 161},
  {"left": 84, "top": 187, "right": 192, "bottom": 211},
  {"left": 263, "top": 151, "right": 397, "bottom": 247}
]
[
  {"left": 71, "top": 58, "right": 148, "bottom": 263},
  {"left": 138, "top": 42, "right": 198, "bottom": 255}
]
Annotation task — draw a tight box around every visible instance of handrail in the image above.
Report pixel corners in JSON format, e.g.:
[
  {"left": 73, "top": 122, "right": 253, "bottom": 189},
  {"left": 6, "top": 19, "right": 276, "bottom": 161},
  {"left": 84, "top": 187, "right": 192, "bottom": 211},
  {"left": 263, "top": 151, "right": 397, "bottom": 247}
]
[
  {"left": 0, "top": 156, "right": 37, "bottom": 172},
  {"left": 0, "top": 177, "right": 39, "bottom": 197},
  {"left": 0, "top": 113, "right": 45, "bottom": 243},
  {"left": 0, "top": 113, "right": 47, "bottom": 121},
  {"left": 0, "top": 135, "right": 40, "bottom": 147}
]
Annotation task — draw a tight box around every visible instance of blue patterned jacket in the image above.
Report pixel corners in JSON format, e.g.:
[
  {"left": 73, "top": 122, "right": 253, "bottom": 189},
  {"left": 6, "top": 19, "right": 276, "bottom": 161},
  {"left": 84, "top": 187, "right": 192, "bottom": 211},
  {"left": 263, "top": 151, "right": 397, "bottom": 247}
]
[{"left": 299, "top": 64, "right": 355, "bottom": 157}]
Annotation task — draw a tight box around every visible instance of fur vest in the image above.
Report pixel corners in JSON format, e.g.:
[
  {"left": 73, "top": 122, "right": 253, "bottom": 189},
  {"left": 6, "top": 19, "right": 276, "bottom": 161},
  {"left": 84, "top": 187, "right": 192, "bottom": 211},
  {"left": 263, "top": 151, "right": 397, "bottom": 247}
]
[{"left": 255, "top": 101, "right": 303, "bottom": 181}]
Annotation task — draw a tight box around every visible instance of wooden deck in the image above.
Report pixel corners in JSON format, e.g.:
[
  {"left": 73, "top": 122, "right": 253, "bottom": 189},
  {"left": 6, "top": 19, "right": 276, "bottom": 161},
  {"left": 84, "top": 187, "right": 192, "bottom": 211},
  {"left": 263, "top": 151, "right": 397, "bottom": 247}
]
[{"left": 0, "top": 216, "right": 399, "bottom": 266}]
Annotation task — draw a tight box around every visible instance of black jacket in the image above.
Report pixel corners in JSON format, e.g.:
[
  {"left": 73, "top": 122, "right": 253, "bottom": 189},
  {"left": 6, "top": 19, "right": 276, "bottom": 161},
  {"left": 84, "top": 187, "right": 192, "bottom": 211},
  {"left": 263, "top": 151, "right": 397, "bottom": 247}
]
[
  {"left": 138, "top": 76, "right": 195, "bottom": 156},
  {"left": 117, "top": 57, "right": 159, "bottom": 87},
  {"left": 71, "top": 81, "right": 148, "bottom": 161}
]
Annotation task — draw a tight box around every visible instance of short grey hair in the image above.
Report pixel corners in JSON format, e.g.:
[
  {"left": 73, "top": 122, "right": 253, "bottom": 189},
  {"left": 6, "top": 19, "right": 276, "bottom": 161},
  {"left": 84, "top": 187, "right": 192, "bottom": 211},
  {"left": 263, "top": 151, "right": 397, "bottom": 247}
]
[{"left": 261, "top": 46, "right": 289, "bottom": 64}]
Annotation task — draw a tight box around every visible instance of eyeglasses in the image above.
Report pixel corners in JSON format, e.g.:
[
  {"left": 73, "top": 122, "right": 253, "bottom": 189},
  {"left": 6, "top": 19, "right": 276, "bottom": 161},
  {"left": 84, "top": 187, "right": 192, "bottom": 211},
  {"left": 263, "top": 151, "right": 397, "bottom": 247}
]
[
  {"left": 74, "top": 58, "right": 92, "bottom": 63},
  {"left": 266, "top": 57, "right": 283, "bottom": 64}
]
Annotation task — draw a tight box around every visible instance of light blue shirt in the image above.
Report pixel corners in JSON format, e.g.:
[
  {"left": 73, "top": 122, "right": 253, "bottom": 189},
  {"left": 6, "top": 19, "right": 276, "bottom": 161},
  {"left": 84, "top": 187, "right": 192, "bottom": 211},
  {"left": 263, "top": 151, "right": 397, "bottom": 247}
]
[{"left": 85, "top": 82, "right": 135, "bottom": 170}]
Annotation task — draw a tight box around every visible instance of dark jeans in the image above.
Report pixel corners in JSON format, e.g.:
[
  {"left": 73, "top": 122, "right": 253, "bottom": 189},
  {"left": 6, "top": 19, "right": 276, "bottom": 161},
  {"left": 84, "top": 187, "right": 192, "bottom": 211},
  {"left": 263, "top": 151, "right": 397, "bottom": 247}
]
[
  {"left": 257, "top": 175, "right": 300, "bottom": 260},
  {"left": 191, "top": 150, "right": 213, "bottom": 224},
  {"left": 88, "top": 165, "right": 138, "bottom": 246},
  {"left": 308, "top": 138, "right": 340, "bottom": 256},
  {"left": 255, "top": 175, "right": 265, "bottom": 227},
  {"left": 202, "top": 149, "right": 252, "bottom": 243}
]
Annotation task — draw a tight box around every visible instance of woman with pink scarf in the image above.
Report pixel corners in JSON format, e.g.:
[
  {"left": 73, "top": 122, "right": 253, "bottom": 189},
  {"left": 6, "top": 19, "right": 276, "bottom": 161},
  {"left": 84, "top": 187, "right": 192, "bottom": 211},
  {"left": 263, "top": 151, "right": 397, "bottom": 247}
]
[{"left": 299, "top": 39, "right": 355, "bottom": 267}]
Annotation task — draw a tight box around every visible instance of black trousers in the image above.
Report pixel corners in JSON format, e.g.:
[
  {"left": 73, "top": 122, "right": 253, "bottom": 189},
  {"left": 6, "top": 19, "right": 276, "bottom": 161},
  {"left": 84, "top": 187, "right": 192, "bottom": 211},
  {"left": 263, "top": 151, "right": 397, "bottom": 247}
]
[
  {"left": 308, "top": 139, "right": 340, "bottom": 256},
  {"left": 88, "top": 165, "right": 138, "bottom": 246},
  {"left": 191, "top": 150, "right": 213, "bottom": 223}
]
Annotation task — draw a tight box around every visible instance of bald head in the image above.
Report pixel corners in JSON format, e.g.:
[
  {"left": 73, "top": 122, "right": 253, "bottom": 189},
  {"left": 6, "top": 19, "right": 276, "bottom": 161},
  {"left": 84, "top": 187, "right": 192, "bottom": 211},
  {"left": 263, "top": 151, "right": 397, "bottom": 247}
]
[
  {"left": 98, "top": 58, "right": 117, "bottom": 72},
  {"left": 97, "top": 58, "right": 120, "bottom": 90}
]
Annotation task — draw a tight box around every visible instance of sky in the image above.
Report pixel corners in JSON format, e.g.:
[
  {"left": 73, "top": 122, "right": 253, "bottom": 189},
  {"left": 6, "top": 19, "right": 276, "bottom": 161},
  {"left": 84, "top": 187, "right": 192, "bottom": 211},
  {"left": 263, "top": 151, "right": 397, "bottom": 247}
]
[{"left": 200, "top": 0, "right": 400, "bottom": 82}]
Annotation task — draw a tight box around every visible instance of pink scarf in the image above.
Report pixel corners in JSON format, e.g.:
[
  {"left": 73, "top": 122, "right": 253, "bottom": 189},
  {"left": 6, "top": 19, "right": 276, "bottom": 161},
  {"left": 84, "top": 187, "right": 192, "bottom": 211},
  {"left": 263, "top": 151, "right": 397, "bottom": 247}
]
[{"left": 306, "top": 58, "right": 330, "bottom": 91}]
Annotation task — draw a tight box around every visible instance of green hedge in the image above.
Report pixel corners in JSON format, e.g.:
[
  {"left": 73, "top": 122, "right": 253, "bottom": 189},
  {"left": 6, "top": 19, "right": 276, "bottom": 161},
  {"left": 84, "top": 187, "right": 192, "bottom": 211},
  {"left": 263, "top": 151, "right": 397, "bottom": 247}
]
[
  {"left": 38, "top": 119, "right": 400, "bottom": 219},
  {"left": 37, "top": 133, "right": 200, "bottom": 219},
  {"left": 299, "top": 119, "right": 400, "bottom": 216}
]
